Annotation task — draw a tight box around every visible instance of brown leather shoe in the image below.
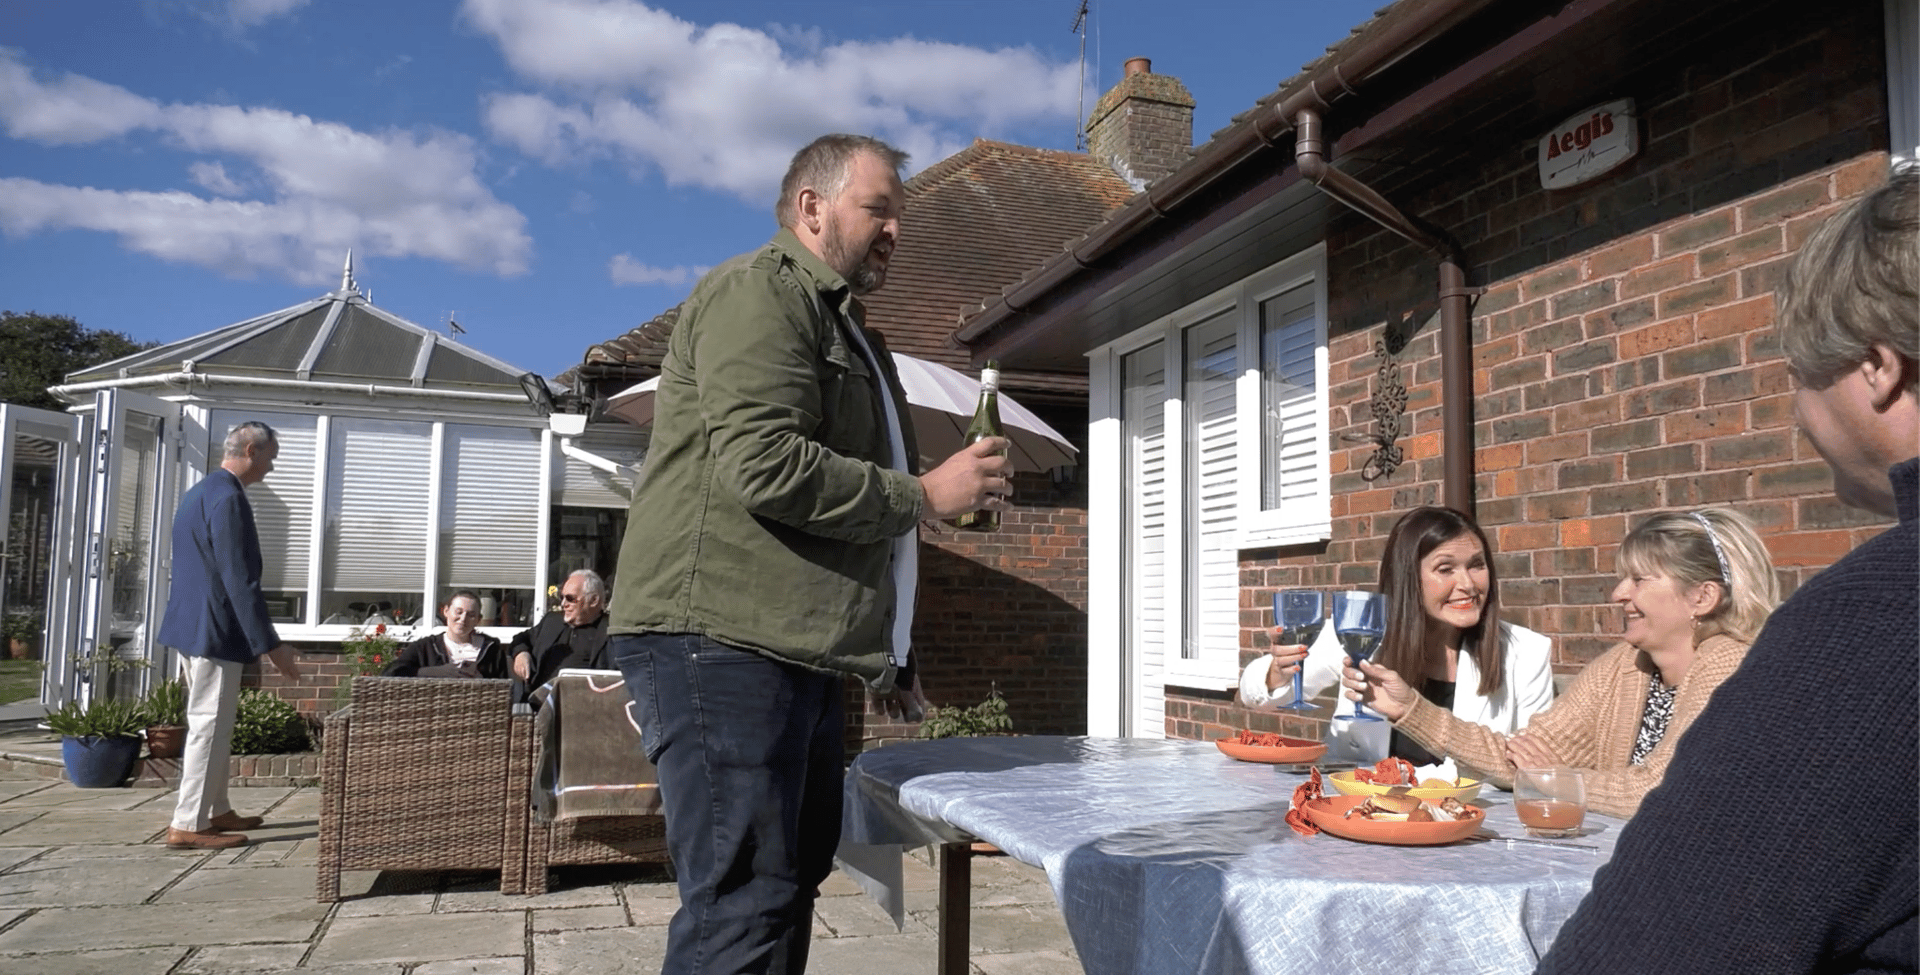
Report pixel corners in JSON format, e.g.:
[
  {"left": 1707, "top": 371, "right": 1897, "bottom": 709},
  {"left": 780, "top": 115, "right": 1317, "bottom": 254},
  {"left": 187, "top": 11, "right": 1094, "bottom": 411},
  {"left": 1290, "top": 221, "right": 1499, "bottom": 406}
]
[
  {"left": 208, "top": 810, "right": 264, "bottom": 832},
  {"left": 167, "top": 827, "right": 246, "bottom": 850}
]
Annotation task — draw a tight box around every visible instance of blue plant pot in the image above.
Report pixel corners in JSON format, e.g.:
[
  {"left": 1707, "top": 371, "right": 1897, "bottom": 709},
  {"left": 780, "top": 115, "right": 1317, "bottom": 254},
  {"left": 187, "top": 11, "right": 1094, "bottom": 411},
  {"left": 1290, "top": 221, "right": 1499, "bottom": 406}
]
[{"left": 61, "top": 735, "right": 142, "bottom": 788}]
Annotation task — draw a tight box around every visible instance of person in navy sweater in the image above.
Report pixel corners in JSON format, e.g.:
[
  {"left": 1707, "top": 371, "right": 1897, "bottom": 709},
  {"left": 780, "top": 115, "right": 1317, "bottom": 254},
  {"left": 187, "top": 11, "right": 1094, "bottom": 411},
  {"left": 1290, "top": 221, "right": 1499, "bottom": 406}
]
[
  {"left": 156, "top": 421, "right": 303, "bottom": 850},
  {"left": 1539, "top": 172, "right": 1917, "bottom": 972}
]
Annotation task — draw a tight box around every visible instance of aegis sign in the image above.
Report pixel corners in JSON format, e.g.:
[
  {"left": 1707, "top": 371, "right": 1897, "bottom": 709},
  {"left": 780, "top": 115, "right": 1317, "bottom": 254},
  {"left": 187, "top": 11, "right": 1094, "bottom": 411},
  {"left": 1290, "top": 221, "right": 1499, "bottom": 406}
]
[{"left": 1537, "top": 98, "right": 1639, "bottom": 190}]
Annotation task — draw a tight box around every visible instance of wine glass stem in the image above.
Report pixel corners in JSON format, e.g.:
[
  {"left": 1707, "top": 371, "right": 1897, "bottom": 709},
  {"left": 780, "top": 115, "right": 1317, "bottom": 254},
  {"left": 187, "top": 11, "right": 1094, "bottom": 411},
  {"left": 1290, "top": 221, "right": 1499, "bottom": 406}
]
[{"left": 1291, "top": 670, "right": 1305, "bottom": 707}]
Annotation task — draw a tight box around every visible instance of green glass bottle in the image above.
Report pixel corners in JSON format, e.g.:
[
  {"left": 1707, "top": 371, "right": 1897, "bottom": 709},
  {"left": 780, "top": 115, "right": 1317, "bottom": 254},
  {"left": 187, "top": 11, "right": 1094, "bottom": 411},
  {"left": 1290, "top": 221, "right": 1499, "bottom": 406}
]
[{"left": 953, "top": 360, "right": 1004, "bottom": 532}]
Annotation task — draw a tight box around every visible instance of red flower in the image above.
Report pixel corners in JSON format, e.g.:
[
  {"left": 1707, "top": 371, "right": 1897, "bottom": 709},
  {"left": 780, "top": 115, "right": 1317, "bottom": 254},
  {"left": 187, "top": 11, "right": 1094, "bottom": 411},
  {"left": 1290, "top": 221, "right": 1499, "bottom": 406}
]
[
  {"left": 374, "top": 623, "right": 386, "bottom": 635},
  {"left": 371, "top": 655, "right": 382, "bottom": 664}
]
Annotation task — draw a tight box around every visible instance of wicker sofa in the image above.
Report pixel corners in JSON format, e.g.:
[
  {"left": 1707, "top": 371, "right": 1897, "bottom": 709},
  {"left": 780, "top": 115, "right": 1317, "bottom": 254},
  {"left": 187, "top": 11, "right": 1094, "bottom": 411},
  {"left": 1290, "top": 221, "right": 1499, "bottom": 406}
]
[
  {"left": 317, "top": 676, "right": 534, "bottom": 901},
  {"left": 317, "top": 673, "right": 669, "bottom": 901}
]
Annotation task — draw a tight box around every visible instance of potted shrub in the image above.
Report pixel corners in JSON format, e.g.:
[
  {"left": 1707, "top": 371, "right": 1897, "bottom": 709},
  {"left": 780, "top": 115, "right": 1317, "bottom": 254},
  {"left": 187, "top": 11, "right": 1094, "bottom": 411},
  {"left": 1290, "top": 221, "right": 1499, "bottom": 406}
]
[
  {"left": 138, "top": 677, "right": 189, "bottom": 759},
  {"left": 919, "top": 687, "right": 1015, "bottom": 739},
  {"left": 3, "top": 611, "right": 38, "bottom": 660},
  {"left": 45, "top": 696, "right": 146, "bottom": 787},
  {"left": 232, "top": 689, "right": 311, "bottom": 755}
]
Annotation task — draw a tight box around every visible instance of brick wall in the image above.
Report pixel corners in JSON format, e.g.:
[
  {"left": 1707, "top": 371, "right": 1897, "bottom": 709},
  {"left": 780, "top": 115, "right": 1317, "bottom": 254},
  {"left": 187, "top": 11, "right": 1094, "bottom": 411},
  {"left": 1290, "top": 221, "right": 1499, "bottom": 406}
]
[
  {"left": 1172, "top": 1, "right": 1892, "bottom": 742},
  {"left": 849, "top": 465, "right": 1090, "bottom": 751}
]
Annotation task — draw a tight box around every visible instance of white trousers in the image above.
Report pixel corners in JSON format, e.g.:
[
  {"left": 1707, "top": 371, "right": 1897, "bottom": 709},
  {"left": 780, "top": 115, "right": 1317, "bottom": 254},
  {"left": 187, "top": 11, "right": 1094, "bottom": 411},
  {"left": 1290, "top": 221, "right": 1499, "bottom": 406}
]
[{"left": 171, "top": 655, "right": 243, "bottom": 832}]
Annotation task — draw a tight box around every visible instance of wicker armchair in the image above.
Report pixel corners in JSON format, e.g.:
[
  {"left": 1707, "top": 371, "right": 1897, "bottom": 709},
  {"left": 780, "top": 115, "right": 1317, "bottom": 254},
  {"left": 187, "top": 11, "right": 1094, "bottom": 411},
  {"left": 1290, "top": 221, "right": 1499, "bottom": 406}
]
[
  {"left": 316, "top": 676, "right": 533, "bottom": 901},
  {"left": 522, "top": 669, "right": 670, "bottom": 895}
]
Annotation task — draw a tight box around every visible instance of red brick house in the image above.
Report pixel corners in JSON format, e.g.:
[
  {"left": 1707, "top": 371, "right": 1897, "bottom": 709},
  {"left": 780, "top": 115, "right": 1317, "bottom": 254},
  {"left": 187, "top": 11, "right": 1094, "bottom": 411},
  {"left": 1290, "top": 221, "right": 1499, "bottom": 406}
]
[
  {"left": 568, "top": 115, "right": 1186, "bottom": 739},
  {"left": 954, "top": 0, "right": 1917, "bottom": 740}
]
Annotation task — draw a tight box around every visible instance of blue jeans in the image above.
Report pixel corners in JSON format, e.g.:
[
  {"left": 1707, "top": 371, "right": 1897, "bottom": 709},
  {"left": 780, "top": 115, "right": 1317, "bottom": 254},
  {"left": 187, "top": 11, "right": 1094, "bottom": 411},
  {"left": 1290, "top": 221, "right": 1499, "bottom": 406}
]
[{"left": 612, "top": 633, "right": 846, "bottom": 975}]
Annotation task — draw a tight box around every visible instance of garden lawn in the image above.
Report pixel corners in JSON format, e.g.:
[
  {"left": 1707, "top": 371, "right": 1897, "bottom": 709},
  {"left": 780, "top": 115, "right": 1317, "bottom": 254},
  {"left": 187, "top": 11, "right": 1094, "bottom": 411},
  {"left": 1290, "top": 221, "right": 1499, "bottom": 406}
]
[{"left": 0, "top": 659, "right": 40, "bottom": 704}]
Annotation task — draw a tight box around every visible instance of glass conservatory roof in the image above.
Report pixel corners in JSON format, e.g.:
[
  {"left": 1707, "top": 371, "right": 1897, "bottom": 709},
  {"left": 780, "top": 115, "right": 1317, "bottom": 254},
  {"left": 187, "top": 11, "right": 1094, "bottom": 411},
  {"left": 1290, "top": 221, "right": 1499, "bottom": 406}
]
[{"left": 66, "top": 255, "right": 533, "bottom": 395}]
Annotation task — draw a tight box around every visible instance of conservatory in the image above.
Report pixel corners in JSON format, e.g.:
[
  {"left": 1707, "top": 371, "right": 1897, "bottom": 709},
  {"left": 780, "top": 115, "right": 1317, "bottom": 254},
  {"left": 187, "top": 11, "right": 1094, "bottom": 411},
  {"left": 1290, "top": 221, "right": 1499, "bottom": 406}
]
[{"left": 11, "top": 258, "right": 645, "bottom": 706}]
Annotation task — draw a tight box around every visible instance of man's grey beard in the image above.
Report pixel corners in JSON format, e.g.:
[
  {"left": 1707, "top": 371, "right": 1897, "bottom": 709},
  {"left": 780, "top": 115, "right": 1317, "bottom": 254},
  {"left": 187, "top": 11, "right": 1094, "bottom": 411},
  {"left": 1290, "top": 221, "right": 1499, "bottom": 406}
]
[{"left": 824, "top": 224, "right": 883, "bottom": 295}]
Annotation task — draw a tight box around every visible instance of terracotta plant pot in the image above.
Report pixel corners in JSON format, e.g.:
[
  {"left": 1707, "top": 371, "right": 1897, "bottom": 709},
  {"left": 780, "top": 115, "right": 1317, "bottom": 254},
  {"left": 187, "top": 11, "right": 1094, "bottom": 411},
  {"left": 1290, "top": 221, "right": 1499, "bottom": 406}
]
[
  {"left": 145, "top": 724, "right": 187, "bottom": 759},
  {"left": 7, "top": 638, "right": 30, "bottom": 660}
]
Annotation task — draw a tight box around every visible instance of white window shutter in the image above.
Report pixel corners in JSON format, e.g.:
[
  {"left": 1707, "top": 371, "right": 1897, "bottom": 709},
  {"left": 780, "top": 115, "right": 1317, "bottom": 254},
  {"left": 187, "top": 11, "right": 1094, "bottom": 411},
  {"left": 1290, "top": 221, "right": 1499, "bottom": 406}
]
[
  {"left": 1184, "top": 312, "right": 1239, "bottom": 670},
  {"left": 1261, "top": 283, "right": 1320, "bottom": 509},
  {"left": 1123, "top": 342, "right": 1168, "bottom": 732},
  {"left": 552, "top": 425, "right": 648, "bottom": 508},
  {"left": 324, "top": 418, "right": 430, "bottom": 591},
  {"left": 441, "top": 425, "right": 541, "bottom": 590}
]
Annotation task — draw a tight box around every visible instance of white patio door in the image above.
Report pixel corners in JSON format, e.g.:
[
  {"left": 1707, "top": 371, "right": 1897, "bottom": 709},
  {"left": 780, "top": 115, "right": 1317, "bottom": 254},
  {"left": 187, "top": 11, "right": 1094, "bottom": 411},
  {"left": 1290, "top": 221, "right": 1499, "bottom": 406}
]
[
  {"left": 74, "top": 389, "right": 180, "bottom": 704},
  {"left": 0, "top": 405, "right": 81, "bottom": 708}
]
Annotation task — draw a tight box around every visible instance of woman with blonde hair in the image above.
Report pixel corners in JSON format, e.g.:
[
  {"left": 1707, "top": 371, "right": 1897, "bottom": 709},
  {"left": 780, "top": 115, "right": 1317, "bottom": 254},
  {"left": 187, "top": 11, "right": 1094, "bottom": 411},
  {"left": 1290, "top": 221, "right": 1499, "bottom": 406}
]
[{"left": 1344, "top": 506, "right": 1779, "bottom": 818}]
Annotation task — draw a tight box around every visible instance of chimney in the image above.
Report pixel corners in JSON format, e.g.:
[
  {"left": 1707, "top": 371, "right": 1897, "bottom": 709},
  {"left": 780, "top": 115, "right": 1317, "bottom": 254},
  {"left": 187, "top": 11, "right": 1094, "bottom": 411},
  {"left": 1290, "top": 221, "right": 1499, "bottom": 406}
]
[{"left": 1085, "top": 56, "right": 1195, "bottom": 191}]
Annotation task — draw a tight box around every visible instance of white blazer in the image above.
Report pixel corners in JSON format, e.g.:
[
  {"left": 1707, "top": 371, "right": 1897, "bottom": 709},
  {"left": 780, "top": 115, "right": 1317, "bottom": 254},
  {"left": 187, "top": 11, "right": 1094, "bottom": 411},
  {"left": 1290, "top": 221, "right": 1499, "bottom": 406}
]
[{"left": 1239, "top": 620, "right": 1556, "bottom": 733}]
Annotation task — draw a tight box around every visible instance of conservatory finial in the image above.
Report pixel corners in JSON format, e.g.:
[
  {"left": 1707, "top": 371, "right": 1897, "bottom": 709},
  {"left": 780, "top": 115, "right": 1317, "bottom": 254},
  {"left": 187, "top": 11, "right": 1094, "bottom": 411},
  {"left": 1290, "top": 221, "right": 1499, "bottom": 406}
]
[{"left": 340, "top": 250, "right": 357, "bottom": 293}]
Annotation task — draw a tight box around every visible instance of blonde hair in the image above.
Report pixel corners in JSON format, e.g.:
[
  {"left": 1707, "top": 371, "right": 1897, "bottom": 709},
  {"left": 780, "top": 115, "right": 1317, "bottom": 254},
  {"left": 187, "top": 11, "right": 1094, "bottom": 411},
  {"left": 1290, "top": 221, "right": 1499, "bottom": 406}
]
[{"left": 1619, "top": 507, "right": 1779, "bottom": 644}]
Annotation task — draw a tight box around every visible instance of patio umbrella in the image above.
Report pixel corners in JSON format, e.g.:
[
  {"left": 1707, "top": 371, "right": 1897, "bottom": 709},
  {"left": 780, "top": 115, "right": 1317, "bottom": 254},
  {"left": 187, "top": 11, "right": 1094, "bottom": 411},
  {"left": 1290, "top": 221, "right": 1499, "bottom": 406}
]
[{"left": 604, "top": 353, "right": 1078, "bottom": 473}]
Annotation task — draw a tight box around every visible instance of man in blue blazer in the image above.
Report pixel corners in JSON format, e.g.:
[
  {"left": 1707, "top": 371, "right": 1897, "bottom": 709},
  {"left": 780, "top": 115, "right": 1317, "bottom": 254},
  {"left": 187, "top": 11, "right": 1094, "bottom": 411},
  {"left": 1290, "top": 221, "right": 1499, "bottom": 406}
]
[{"left": 158, "top": 420, "right": 302, "bottom": 850}]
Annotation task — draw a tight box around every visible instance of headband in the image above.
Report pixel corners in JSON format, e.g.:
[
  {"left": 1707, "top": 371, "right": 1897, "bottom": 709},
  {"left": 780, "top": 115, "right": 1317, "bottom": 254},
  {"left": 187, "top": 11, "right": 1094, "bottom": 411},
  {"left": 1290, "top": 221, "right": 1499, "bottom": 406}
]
[{"left": 1690, "top": 512, "right": 1732, "bottom": 587}]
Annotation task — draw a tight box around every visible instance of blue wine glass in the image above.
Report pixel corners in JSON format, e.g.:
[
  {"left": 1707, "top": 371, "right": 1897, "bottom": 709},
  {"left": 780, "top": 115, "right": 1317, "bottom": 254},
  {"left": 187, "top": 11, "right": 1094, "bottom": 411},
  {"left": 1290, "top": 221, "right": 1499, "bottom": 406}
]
[
  {"left": 1273, "top": 590, "right": 1324, "bottom": 712},
  {"left": 1333, "top": 591, "right": 1387, "bottom": 722}
]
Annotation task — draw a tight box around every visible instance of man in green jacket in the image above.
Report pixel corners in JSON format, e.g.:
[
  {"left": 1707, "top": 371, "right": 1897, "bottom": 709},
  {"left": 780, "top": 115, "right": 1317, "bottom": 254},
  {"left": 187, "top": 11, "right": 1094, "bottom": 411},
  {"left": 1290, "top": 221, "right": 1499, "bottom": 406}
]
[{"left": 608, "top": 133, "right": 1010, "bottom": 975}]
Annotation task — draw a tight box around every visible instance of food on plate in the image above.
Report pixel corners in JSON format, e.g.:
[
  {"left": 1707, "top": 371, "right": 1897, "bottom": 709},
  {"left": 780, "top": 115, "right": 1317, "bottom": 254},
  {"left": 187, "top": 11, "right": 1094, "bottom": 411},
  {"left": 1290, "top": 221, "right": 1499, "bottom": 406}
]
[
  {"left": 1418, "top": 777, "right": 1457, "bottom": 790},
  {"left": 1285, "top": 767, "right": 1324, "bottom": 836},
  {"left": 1235, "top": 730, "right": 1290, "bottom": 747},
  {"left": 1349, "top": 756, "right": 1420, "bottom": 786},
  {"left": 1343, "top": 795, "right": 1474, "bottom": 823}
]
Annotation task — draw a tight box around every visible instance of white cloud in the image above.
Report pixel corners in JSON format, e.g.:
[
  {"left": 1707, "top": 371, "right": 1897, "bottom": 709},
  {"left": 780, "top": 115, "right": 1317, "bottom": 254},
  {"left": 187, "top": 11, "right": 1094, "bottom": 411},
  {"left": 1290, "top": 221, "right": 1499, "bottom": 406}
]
[
  {"left": 461, "top": 0, "right": 1081, "bottom": 201},
  {"left": 608, "top": 253, "right": 707, "bottom": 287},
  {"left": 189, "top": 160, "right": 246, "bottom": 196},
  {"left": 227, "top": 0, "right": 310, "bottom": 29},
  {"left": 0, "top": 51, "right": 531, "bottom": 285}
]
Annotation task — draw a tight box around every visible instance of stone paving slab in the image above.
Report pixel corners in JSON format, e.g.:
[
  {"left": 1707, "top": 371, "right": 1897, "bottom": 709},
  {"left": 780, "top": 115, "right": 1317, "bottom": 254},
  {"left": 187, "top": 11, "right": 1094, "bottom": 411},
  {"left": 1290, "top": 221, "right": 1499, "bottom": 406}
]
[
  {"left": 0, "top": 782, "right": 55, "bottom": 801},
  {"left": 0, "top": 787, "right": 169, "bottom": 811},
  {"left": 158, "top": 865, "right": 315, "bottom": 903},
  {"left": 531, "top": 904, "right": 630, "bottom": 932},
  {"left": 531, "top": 926, "right": 668, "bottom": 975},
  {"left": 0, "top": 856, "right": 196, "bottom": 907},
  {"left": 0, "top": 945, "right": 190, "bottom": 975},
  {"left": 178, "top": 944, "right": 310, "bottom": 973},
  {"left": 415, "top": 959, "right": 523, "bottom": 975},
  {"left": 0, "top": 809, "right": 170, "bottom": 845},
  {"left": 0, "top": 901, "right": 329, "bottom": 953},
  {"left": 306, "top": 912, "right": 525, "bottom": 967}
]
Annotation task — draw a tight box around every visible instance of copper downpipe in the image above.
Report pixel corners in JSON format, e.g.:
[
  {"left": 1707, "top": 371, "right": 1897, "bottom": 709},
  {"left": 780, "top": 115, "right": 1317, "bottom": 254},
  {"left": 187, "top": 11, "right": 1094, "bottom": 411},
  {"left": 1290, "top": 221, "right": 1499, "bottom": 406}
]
[{"left": 1293, "top": 108, "right": 1475, "bottom": 517}]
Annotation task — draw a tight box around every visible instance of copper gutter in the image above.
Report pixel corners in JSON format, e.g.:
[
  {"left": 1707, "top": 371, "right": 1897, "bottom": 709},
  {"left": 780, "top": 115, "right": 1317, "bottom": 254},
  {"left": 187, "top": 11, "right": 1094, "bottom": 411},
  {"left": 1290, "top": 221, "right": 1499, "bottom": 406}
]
[{"left": 1292, "top": 108, "right": 1476, "bottom": 517}]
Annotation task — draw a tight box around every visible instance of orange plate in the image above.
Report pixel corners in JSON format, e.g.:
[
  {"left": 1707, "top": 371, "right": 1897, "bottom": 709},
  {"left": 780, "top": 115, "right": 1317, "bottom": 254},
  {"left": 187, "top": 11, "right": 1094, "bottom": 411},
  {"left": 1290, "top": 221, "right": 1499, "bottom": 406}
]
[
  {"left": 1214, "top": 736, "right": 1327, "bottom": 764},
  {"left": 1301, "top": 794, "right": 1486, "bottom": 846}
]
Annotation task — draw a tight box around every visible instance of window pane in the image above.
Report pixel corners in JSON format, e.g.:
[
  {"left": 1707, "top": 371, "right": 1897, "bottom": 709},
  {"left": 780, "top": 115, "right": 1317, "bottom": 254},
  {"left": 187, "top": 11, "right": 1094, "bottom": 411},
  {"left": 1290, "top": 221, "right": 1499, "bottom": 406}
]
[
  {"left": 552, "top": 425, "right": 648, "bottom": 509},
  {"left": 322, "top": 417, "right": 430, "bottom": 625},
  {"left": 1122, "top": 341, "right": 1168, "bottom": 700},
  {"left": 1260, "top": 283, "right": 1318, "bottom": 511},
  {"left": 1183, "top": 311, "right": 1238, "bottom": 664},
  {"left": 209, "top": 411, "right": 314, "bottom": 623},
  {"left": 440, "top": 424, "right": 540, "bottom": 628},
  {"left": 109, "top": 415, "right": 159, "bottom": 628}
]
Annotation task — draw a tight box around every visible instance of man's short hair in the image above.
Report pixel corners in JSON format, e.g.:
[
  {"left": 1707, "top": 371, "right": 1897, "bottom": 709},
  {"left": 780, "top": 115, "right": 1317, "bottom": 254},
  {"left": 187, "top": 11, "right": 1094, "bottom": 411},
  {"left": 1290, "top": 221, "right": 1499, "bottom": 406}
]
[
  {"left": 222, "top": 420, "right": 277, "bottom": 459},
  {"left": 773, "top": 134, "right": 909, "bottom": 230},
  {"left": 568, "top": 568, "right": 608, "bottom": 604},
  {"left": 1775, "top": 168, "right": 1919, "bottom": 392}
]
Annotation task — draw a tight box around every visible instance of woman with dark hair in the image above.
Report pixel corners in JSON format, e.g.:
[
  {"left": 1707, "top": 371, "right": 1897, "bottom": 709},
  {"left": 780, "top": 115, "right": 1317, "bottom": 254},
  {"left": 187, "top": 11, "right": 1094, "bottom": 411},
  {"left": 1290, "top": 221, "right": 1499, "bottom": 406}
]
[
  {"left": 1242, "top": 506, "right": 1556, "bottom": 768},
  {"left": 1344, "top": 506, "right": 1780, "bottom": 818}
]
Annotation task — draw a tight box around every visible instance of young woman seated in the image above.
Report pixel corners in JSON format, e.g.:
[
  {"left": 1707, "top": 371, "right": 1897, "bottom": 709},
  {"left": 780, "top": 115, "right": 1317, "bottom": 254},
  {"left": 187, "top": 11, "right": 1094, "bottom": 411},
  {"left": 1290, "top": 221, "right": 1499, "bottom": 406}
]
[
  {"left": 1342, "top": 507, "right": 1778, "bottom": 818},
  {"left": 382, "top": 590, "right": 507, "bottom": 679},
  {"left": 1242, "top": 506, "right": 1557, "bottom": 770}
]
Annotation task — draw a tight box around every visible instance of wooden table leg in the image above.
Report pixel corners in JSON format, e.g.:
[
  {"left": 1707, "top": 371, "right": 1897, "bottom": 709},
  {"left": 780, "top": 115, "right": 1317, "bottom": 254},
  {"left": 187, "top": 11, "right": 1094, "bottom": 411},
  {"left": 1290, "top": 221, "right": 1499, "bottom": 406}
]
[{"left": 938, "top": 841, "right": 972, "bottom": 975}]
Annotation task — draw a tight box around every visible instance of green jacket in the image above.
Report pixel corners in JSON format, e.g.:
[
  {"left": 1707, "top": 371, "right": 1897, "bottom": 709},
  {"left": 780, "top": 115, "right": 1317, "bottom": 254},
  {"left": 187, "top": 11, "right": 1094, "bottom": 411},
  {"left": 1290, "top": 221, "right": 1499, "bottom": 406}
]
[{"left": 608, "top": 229, "right": 925, "bottom": 685}]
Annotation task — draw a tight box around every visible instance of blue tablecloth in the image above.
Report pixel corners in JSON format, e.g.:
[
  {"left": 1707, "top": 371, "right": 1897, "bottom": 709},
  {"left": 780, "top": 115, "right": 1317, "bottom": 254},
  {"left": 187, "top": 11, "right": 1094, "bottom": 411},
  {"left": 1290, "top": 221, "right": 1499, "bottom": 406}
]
[{"left": 839, "top": 736, "right": 1623, "bottom": 975}]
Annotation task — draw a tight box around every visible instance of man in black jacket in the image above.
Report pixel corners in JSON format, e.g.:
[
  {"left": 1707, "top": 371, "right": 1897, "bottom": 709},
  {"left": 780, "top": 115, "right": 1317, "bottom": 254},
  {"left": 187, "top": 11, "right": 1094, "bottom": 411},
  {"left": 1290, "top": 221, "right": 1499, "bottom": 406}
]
[
  {"left": 1539, "top": 171, "right": 1917, "bottom": 972},
  {"left": 509, "top": 569, "right": 610, "bottom": 692}
]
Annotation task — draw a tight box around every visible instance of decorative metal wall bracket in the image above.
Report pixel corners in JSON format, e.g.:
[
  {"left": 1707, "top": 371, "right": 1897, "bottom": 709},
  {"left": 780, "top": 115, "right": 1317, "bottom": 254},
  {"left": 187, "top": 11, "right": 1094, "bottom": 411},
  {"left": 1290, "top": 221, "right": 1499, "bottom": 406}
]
[{"left": 1340, "top": 316, "right": 1417, "bottom": 482}]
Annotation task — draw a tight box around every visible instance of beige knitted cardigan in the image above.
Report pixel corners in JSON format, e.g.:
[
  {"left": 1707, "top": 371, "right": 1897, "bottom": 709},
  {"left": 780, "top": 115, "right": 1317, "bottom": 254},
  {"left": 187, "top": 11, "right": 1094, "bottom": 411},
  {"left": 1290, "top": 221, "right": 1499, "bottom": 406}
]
[{"left": 1393, "top": 633, "right": 1750, "bottom": 819}]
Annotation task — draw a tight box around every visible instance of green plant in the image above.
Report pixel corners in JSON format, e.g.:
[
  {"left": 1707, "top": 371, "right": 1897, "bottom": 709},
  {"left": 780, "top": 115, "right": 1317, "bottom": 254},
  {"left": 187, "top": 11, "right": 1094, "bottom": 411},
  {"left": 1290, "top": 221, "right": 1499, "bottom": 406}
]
[
  {"left": 44, "top": 696, "right": 146, "bottom": 739},
  {"left": 232, "top": 689, "right": 310, "bottom": 754},
  {"left": 3, "top": 611, "right": 39, "bottom": 644},
  {"left": 333, "top": 622, "right": 408, "bottom": 708},
  {"left": 138, "top": 677, "right": 188, "bottom": 727},
  {"left": 68, "top": 644, "right": 151, "bottom": 676},
  {"left": 918, "top": 688, "right": 1014, "bottom": 739}
]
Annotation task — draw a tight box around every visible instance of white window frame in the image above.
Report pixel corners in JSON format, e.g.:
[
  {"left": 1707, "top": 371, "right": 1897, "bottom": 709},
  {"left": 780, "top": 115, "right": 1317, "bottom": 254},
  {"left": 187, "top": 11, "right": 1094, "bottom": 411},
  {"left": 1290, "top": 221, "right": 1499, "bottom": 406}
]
[
  {"left": 1890, "top": 0, "right": 1919, "bottom": 171},
  {"left": 1088, "top": 245, "right": 1332, "bottom": 702}
]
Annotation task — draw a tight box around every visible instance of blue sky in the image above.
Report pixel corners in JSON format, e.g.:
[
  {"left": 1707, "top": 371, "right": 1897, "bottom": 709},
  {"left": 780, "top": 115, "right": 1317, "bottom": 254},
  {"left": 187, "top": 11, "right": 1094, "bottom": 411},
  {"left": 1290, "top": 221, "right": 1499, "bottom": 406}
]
[{"left": 0, "top": 0, "right": 1384, "bottom": 382}]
